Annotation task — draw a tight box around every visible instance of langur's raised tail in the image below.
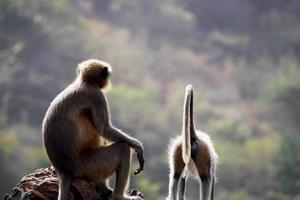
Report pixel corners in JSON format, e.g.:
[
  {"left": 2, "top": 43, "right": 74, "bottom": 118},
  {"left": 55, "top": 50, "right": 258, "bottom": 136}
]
[{"left": 182, "top": 84, "right": 193, "bottom": 165}]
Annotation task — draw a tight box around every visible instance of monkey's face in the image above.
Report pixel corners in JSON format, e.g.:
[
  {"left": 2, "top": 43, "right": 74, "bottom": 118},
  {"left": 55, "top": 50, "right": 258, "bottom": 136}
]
[{"left": 77, "top": 59, "right": 112, "bottom": 89}]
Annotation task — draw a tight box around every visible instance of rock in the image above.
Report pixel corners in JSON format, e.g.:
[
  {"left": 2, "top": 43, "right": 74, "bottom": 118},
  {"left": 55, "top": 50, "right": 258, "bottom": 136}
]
[{"left": 4, "top": 167, "right": 144, "bottom": 200}]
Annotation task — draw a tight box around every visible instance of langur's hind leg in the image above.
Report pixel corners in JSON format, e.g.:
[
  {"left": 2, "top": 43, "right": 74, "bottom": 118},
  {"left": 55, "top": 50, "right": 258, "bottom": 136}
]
[
  {"left": 73, "top": 142, "right": 136, "bottom": 200},
  {"left": 168, "top": 145, "right": 185, "bottom": 200},
  {"left": 178, "top": 175, "right": 186, "bottom": 200},
  {"left": 200, "top": 175, "right": 213, "bottom": 200},
  {"left": 168, "top": 163, "right": 185, "bottom": 199},
  {"left": 112, "top": 142, "right": 132, "bottom": 199},
  {"left": 210, "top": 175, "right": 215, "bottom": 200},
  {"left": 168, "top": 173, "right": 181, "bottom": 200}
]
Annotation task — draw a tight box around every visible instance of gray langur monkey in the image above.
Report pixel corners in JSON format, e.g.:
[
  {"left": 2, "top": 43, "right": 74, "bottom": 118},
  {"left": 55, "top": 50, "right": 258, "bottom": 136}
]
[
  {"left": 167, "top": 85, "right": 218, "bottom": 200},
  {"left": 42, "top": 59, "right": 145, "bottom": 200}
]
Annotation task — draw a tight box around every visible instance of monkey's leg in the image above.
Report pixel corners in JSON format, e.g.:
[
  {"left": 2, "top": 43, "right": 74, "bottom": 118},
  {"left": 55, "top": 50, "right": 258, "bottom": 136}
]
[
  {"left": 57, "top": 172, "right": 72, "bottom": 200},
  {"left": 167, "top": 173, "right": 180, "bottom": 200},
  {"left": 112, "top": 142, "right": 132, "bottom": 199},
  {"left": 168, "top": 145, "right": 185, "bottom": 200},
  {"left": 75, "top": 142, "right": 140, "bottom": 200},
  {"left": 210, "top": 175, "right": 215, "bottom": 200},
  {"left": 200, "top": 175, "right": 212, "bottom": 200},
  {"left": 110, "top": 143, "right": 142, "bottom": 200},
  {"left": 178, "top": 176, "right": 186, "bottom": 200}
]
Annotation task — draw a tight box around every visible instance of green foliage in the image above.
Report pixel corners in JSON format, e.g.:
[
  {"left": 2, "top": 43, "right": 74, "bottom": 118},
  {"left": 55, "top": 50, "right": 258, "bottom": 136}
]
[
  {"left": 108, "top": 85, "right": 163, "bottom": 136},
  {"left": 244, "top": 136, "right": 280, "bottom": 173},
  {"left": 216, "top": 189, "right": 248, "bottom": 200},
  {"left": 261, "top": 60, "right": 300, "bottom": 136},
  {"left": 263, "top": 59, "right": 300, "bottom": 101},
  {"left": 0, "top": 125, "right": 49, "bottom": 196},
  {"left": 134, "top": 176, "right": 164, "bottom": 200},
  {"left": 274, "top": 136, "right": 300, "bottom": 196},
  {"left": 0, "top": 130, "right": 19, "bottom": 156},
  {"left": 206, "top": 116, "right": 252, "bottom": 143}
]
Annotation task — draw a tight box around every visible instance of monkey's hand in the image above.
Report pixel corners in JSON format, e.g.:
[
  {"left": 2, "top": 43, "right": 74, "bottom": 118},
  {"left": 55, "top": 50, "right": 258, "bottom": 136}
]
[
  {"left": 132, "top": 142, "right": 144, "bottom": 175},
  {"left": 134, "top": 150, "right": 144, "bottom": 175}
]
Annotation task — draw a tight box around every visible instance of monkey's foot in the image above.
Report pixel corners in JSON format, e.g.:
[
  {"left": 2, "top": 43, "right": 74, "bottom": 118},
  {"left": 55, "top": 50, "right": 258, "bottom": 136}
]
[
  {"left": 109, "top": 188, "right": 144, "bottom": 200},
  {"left": 126, "top": 196, "right": 143, "bottom": 200}
]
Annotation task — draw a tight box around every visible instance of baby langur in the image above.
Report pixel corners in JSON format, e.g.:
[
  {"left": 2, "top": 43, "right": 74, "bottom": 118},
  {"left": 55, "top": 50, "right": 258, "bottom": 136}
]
[
  {"left": 167, "top": 85, "right": 218, "bottom": 200},
  {"left": 42, "top": 59, "right": 144, "bottom": 200}
]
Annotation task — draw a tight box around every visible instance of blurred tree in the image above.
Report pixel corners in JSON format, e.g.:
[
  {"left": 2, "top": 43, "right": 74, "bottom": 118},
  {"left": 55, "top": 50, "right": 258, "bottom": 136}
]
[
  {"left": 0, "top": 0, "right": 87, "bottom": 127},
  {"left": 276, "top": 87, "right": 300, "bottom": 131},
  {"left": 274, "top": 136, "right": 300, "bottom": 196},
  {"left": 183, "top": 0, "right": 300, "bottom": 58},
  {"left": 262, "top": 62, "right": 300, "bottom": 197}
]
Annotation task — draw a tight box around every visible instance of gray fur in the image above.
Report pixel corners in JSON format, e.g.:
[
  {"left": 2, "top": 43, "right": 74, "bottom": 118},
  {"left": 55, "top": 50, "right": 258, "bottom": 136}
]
[
  {"left": 167, "top": 85, "right": 218, "bottom": 200},
  {"left": 42, "top": 59, "right": 144, "bottom": 200}
]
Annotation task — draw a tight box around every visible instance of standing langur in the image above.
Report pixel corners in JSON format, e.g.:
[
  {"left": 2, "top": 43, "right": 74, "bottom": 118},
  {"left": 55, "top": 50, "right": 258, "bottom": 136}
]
[
  {"left": 42, "top": 59, "right": 145, "bottom": 200},
  {"left": 167, "top": 85, "right": 218, "bottom": 200}
]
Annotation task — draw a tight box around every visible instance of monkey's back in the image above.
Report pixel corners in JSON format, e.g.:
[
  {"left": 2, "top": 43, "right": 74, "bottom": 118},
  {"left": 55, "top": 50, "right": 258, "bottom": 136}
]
[{"left": 42, "top": 84, "right": 102, "bottom": 171}]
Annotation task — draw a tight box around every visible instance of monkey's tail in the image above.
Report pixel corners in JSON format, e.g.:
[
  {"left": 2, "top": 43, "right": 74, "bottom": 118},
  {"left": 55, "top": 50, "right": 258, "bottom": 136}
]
[
  {"left": 182, "top": 84, "right": 193, "bottom": 165},
  {"left": 189, "top": 84, "right": 197, "bottom": 141}
]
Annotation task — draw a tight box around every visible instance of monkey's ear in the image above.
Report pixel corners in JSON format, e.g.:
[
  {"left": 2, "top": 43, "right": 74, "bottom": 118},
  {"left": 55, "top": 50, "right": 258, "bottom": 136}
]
[{"left": 77, "top": 67, "right": 80, "bottom": 75}]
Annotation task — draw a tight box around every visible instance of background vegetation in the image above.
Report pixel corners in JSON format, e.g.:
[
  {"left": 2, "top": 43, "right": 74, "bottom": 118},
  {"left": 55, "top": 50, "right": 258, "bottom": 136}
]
[{"left": 0, "top": 0, "right": 299, "bottom": 199}]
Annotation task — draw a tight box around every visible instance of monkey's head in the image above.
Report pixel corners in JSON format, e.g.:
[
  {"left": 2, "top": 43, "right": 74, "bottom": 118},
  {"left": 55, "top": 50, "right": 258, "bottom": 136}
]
[{"left": 77, "top": 59, "right": 112, "bottom": 89}]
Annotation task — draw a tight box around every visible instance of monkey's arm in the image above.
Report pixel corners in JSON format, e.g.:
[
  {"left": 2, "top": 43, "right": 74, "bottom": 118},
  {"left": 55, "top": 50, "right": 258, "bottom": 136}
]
[
  {"left": 103, "top": 126, "right": 142, "bottom": 147},
  {"left": 103, "top": 126, "right": 145, "bottom": 174},
  {"left": 104, "top": 126, "right": 145, "bottom": 175},
  {"left": 90, "top": 91, "right": 145, "bottom": 174}
]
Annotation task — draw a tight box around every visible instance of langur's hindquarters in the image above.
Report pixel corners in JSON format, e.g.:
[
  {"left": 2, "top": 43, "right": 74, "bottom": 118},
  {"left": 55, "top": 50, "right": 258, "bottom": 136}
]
[{"left": 167, "top": 85, "right": 218, "bottom": 200}]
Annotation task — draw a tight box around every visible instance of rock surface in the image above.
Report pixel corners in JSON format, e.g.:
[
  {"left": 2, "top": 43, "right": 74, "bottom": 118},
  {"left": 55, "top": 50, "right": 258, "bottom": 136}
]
[{"left": 4, "top": 167, "right": 144, "bottom": 200}]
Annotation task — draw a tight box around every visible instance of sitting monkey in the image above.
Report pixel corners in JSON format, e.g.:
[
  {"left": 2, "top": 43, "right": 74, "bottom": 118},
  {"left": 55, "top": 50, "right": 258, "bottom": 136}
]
[{"left": 42, "top": 59, "right": 145, "bottom": 200}]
